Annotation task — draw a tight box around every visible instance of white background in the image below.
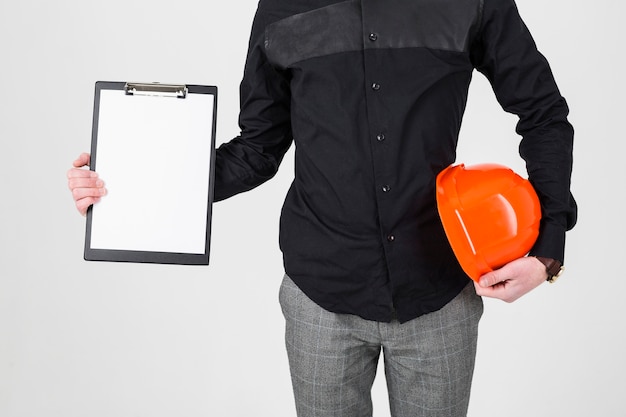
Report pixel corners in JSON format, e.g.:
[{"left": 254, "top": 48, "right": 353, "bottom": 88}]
[{"left": 1, "top": 0, "right": 624, "bottom": 416}]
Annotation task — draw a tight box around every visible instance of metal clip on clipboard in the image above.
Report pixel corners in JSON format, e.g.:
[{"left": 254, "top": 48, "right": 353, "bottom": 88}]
[{"left": 124, "top": 82, "right": 188, "bottom": 98}]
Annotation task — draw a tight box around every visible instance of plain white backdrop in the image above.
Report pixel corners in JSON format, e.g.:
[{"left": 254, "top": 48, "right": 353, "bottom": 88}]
[{"left": 1, "top": 0, "right": 624, "bottom": 416}]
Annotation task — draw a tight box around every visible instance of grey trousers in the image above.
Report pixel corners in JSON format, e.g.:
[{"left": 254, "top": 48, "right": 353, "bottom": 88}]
[{"left": 279, "top": 275, "right": 483, "bottom": 417}]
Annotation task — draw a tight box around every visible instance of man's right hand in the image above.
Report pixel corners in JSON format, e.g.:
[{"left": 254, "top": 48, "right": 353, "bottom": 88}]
[{"left": 66, "top": 153, "right": 107, "bottom": 216}]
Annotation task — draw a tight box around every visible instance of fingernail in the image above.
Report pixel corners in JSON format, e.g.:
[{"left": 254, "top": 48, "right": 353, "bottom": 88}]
[
  {"left": 90, "top": 172, "right": 98, "bottom": 178},
  {"left": 479, "top": 278, "right": 488, "bottom": 287},
  {"left": 96, "top": 180, "right": 104, "bottom": 187}
]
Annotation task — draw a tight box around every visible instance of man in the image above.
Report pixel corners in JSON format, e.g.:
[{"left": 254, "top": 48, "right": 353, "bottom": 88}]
[{"left": 68, "top": 0, "right": 577, "bottom": 415}]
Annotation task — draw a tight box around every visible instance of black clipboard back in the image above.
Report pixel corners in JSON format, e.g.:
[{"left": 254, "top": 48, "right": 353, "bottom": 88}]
[{"left": 84, "top": 81, "right": 217, "bottom": 265}]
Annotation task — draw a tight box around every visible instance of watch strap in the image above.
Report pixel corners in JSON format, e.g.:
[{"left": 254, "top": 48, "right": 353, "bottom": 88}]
[{"left": 535, "top": 256, "right": 563, "bottom": 283}]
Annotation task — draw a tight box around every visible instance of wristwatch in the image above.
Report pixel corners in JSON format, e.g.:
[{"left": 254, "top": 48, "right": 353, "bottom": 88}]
[{"left": 535, "top": 256, "right": 565, "bottom": 283}]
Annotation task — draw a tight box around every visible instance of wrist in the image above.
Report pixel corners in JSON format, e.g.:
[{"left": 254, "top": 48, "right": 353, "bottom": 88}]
[{"left": 534, "top": 256, "right": 564, "bottom": 283}]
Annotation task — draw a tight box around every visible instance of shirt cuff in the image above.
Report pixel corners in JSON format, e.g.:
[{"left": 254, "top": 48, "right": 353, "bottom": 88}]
[{"left": 529, "top": 221, "right": 567, "bottom": 264}]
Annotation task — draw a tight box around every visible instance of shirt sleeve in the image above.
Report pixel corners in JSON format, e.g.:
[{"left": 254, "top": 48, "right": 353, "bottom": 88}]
[
  {"left": 470, "top": 0, "right": 577, "bottom": 263},
  {"left": 213, "top": 4, "right": 293, "bottom": 202}
]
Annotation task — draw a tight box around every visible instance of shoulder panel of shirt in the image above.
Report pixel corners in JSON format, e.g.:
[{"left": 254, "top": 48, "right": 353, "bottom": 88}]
[{"left": 264, "top": 0, "right": 484, "bottom": 69}]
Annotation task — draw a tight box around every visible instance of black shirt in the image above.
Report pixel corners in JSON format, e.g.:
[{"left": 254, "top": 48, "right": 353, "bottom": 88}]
[{"left": 214, "top": 0, "right": 577, "bottom": 323}]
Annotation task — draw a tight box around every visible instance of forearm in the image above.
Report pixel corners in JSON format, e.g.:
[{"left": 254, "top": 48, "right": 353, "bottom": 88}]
[
  {"left": 472, "top": 0, "right": 577, "bottom": 262},
  {"left": 214, "top": 2, "right": 293, "bottom": 202},
  {"left": 214, "top": 132, "right": 291, "bottom": 201}
]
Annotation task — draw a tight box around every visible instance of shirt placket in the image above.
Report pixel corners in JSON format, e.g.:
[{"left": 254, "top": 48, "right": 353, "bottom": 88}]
[{"left": 361, "top": 0, "right": 396, "bottom": 312}]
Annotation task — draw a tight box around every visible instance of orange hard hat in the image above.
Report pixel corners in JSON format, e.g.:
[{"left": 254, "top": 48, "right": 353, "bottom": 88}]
[{"left": 436, "top": 163, "right": 541, "bottom": 282}]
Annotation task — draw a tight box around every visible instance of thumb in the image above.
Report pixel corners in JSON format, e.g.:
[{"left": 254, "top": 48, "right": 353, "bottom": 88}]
[
  {"left": 73, "top": 152, "right": 91, "bottom": 168},
  {"left": 478, "top": 270, "right": 504, "bottom": 288}
]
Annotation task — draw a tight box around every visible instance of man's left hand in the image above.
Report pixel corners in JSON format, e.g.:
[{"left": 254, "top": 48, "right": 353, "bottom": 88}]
[{"left": 474, "top": 257, "right": 548, "bottom": 302}]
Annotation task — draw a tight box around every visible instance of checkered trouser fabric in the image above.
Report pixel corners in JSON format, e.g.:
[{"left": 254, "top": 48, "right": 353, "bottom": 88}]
[{"left": 279, "top": 275, "right": 483, "bottom": 417}]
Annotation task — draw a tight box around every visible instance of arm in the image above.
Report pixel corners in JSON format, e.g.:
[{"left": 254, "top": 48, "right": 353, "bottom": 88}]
[
  {"left": 213, "top": 4, "right": 293, "bottom": 201},
  {"left": 67, "top": 4, "right": 291, "bottom": 214},
  {"left": 470, "top": 0, "right": 577, "bottom": 301}
]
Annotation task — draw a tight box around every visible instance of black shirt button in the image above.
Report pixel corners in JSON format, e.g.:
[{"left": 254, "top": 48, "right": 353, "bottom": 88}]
[
  {"left": 387, "top": 235, "right": 395, "bottom": 242},
  {"left": 382, "top": 185, "right": 391, "bottom": 193},
  {"left": 372, "top": 83, "right": 381, "bottom": 91},
  {"left": 369, "top": 33, "right": 378, "bottom": 41},
  {"left": 377, "top": 133, "right": 385, "bottom": 142}
]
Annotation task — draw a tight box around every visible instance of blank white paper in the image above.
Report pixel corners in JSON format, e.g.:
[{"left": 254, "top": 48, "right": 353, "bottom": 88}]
[{"left": 89, "top": 89, "right": 214, "bottom": 254}]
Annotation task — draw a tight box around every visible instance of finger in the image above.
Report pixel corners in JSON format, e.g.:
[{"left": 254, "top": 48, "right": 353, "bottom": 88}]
[
  {"left": 473, "top": 281, "right": 490, "bottom": 297},
  {"left": 72, "top": 186, "right": 107, "bottom": 202},
  {"left": 478, "top": 271, "right": 505, "bottom": 288},
  {"left": 67, "top": 169, "right": 100, "bottom": 193},
  {"left": 72, "top": 153, "right": 91, "bottom": 168},
  {"left": 68, "top": 177, "right": 104, "bottom": 190},
  {"left": 67, "top": 167, "right": 98, "bottom": 179},
  {"left": 473, "top": 281, "right": 515, "bottom": 303},
  {"left": 76, "top": 196, "right": 101, "bottom": 216}
]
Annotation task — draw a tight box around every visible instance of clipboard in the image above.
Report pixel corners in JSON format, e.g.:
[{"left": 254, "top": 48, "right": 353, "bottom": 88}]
[{"left": 84, "top": 81, "right": 217, "bottom": 265}]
